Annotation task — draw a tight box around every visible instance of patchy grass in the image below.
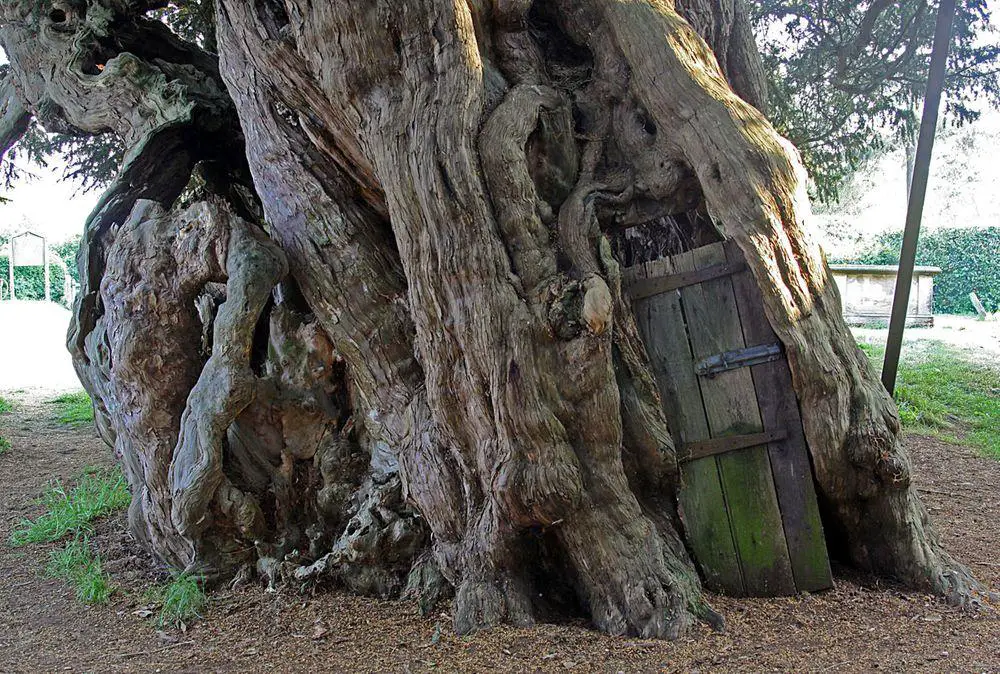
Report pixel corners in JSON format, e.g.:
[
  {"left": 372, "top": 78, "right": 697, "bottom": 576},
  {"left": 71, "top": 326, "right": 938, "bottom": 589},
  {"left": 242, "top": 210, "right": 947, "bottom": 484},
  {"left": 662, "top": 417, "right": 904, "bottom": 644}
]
[
  {"left": 150, "top": 573, "right": 207, "bottom": 627},
  {"left": 47, "top": 537, "right": 114, "bottom": 604},
  {"left": 49, "top": 391, "right": 95, "bottom": 427},
  {"left": 0, "top": 395, "right": 12, "bottom": 454},
  {"left": 10, "top": 468, "right": 130, "bottom": 546},
  {"left": 858, "top": 340, "right": 1000, "bottom": 457},
  {"left": 11, "top": 469, "right": 127, "bottom": 608}
]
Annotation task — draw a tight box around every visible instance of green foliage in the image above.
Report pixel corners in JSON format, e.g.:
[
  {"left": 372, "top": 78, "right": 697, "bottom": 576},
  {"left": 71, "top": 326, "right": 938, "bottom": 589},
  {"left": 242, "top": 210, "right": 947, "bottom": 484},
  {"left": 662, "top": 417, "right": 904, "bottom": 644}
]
[
  {"left": 10, "top": 468, "right": 130, "bottom": 546},
  {"left": 0, "top": 256, "right": 68, "bottom": 303},
  {"left": 13, "top": 467, "right": 127, "bottom": 607},
  {"left": 753, "top": 0, "right": 1000, "bottom": 202},
  {"left": 1, "top": 116, "right": 124, "bottom": 194},
  {"left": 52, "top": 236, "right": 82, "bottom": 285},
  {"left": 47, "top": 537, "right": 114, "bottom": 604},
  {"left": 0, "top": 395, "right": 12, "bottom": 453},
  {"left": 858, "top": 340, "right": 1000, "bottom": 456},
  {"left": 150, "top": 573, "right": 207, "bottom": 627},
  {"left": 49, "top": 391, "right": 95, "bottom": 427},
  {"left": 849, "top": 227, "right": 1000, "bottom": 314},
  {"left": 153, "top": 0, "right": 216, "bottom": 51}
]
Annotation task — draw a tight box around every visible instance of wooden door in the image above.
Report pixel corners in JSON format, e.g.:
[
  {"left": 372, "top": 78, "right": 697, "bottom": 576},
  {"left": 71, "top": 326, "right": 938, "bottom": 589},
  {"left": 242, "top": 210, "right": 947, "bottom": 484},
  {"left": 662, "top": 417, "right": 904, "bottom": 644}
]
[{"left": 625, "top": 240, "right": 832, "bottom": 596}]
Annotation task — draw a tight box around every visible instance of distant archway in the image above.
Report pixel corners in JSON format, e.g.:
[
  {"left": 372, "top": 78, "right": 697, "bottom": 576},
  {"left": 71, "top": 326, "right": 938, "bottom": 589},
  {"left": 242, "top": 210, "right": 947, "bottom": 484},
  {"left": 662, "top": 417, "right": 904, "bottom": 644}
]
[
  {"left": 7, "top": 231, "right": 49, "bottom": 302},
  {"left": 3, "top": 231, "right": 74, "bottom": 305}
]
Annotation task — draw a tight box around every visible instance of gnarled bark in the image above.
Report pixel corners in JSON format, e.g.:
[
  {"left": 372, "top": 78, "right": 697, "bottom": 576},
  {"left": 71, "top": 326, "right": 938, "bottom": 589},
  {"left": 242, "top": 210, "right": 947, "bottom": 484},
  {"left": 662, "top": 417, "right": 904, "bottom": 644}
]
[{"left": 0, "top": 0, "right": 985, "bottom": 643}]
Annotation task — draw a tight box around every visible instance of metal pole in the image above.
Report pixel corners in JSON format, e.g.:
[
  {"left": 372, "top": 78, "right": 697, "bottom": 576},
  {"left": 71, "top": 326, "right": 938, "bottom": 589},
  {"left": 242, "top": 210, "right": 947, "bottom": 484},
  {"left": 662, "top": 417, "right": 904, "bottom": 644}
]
[
  {"left": 7, "top": 238, "right": 14, "bottom": 301},
  {"left": 881, "top": 0, "right": 957, "bottom": 394},
  {"left": 43, "top": 238, "right": 50, "bottom": 302}
]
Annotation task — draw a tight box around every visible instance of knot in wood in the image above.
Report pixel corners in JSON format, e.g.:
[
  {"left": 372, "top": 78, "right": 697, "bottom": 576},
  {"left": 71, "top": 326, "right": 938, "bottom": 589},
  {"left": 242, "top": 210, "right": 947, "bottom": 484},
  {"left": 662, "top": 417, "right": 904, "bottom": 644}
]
[{"left": 582, "top": 275, "right": 613, "bottom": 335}]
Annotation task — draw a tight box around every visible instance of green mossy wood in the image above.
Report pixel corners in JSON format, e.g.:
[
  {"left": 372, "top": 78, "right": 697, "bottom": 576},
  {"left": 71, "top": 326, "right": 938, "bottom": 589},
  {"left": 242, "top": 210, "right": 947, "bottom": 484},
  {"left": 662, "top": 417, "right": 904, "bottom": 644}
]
[{"left": 626, "top": 241, "right": 830, "bottom": 596}]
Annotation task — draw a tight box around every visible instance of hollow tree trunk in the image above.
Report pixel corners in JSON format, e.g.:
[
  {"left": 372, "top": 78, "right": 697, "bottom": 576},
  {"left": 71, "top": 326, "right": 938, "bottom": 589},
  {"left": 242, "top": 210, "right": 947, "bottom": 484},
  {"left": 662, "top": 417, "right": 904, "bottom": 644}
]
[{"left": 0, "top": 0, "right": 983, "bottom": 640}]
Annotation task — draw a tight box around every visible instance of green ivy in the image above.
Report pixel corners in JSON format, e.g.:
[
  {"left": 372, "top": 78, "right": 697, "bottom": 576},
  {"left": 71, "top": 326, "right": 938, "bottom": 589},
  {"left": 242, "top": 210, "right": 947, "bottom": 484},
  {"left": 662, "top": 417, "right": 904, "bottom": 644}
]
[{"left": 846, "top": 227, "right": 999, "bottom": 315}]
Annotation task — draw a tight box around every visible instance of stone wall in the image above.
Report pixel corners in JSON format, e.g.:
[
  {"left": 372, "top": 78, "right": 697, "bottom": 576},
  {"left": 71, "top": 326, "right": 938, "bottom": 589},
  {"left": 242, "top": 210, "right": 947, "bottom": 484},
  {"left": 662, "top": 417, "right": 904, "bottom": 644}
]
[{"left": 830, "top": 264, "right": 941, "bottom": 327}]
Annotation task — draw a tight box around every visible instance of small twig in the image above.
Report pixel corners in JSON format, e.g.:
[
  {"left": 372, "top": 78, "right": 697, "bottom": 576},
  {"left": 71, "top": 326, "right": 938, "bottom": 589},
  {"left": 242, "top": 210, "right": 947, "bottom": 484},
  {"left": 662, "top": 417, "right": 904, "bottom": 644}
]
[{"left": 118, "top": 640, "right": 195, "bottom": 659}]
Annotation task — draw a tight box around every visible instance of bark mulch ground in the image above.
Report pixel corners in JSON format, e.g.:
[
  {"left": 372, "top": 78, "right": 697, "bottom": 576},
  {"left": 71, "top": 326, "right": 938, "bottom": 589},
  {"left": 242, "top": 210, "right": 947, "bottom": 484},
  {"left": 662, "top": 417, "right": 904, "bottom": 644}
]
[{"left": 0, "top": 390, "right": 997, "bottom": 673}]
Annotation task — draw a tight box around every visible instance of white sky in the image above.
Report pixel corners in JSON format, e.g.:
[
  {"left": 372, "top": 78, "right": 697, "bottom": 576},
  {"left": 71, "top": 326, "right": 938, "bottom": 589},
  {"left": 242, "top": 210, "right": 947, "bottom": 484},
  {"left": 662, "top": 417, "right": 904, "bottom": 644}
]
[
  {"left": 811, "top": 107, "right": 1000, "bottom": 258},
  {"left": 0, "top": 161, "right": 101, "bottom": 244}
]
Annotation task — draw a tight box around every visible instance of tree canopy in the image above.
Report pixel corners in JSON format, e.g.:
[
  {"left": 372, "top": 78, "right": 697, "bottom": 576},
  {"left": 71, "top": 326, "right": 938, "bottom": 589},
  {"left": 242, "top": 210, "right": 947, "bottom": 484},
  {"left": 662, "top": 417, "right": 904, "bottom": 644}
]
[
  {"left": 3, "top": 0, "right": 997, "bottom": 203},
  {"left": 753, "top": 0, "right": 1000, "bottom": 201}
]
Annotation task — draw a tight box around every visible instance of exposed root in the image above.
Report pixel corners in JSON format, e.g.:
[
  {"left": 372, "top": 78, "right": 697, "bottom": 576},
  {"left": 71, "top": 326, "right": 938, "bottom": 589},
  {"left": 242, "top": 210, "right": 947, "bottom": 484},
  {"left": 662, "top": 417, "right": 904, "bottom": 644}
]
[
  {"left": 453, "top": 576, "right": 536, "bottom": 634},
  {"left": 169, "top": 212, "right": 288, "bottom": 542}
]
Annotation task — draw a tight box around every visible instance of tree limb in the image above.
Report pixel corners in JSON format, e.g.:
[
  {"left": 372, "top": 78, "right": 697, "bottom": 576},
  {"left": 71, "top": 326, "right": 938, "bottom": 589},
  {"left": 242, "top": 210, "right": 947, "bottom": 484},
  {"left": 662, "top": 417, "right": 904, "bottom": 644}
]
[{"left": 0, "top": 71, "right": 30, "bottom": 163}]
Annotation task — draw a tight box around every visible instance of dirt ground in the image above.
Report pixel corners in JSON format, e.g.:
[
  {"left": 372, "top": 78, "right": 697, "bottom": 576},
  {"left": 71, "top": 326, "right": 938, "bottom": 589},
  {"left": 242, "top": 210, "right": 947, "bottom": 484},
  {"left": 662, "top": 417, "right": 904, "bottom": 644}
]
[{"left": 0, "top": 390, "right": 997, "bottom": 673}]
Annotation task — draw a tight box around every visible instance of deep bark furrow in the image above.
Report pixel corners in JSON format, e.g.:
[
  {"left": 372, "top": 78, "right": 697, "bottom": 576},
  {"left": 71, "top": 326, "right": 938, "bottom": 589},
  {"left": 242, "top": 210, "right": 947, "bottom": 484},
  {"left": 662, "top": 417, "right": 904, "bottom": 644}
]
[
  {"left": 216, "top": 2, "right": 442, "bottom": 592},
  {"left": 0, "top": 2, "right": 227, "bottom": 147},
  {"left": 478, "top": 83, "right": 561, "bottom": 290},
  {"left": 168, "top": 221, "right": 288, "bottom": 543},
  {"left": 298, "top": 0, "right": 709, "bottom": 636},
  {"left": 0, "top": 72, "right": 30, "bottom": 159}
]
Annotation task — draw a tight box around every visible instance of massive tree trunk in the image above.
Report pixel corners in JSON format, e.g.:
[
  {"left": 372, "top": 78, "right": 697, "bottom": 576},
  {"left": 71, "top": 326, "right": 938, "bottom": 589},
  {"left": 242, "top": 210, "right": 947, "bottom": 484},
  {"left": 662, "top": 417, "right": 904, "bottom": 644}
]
[{"left": 0, "top": 0, "right": 982, "bottom": 639}]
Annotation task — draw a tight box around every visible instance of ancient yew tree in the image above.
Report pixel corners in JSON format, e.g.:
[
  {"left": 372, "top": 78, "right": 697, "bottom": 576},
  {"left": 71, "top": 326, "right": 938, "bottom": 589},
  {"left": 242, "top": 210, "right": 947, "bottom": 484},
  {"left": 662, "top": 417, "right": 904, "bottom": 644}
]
[{"left": 0, "top": 0, "right": 986, "bottom": 638}]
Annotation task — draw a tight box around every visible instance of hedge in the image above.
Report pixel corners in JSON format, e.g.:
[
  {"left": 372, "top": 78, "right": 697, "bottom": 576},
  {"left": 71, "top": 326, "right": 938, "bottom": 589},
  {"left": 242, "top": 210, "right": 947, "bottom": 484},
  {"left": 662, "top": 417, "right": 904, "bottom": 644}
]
[
  {"left": 0, "top": 257, "right": 69, "bottom": 304},
  {"left": 847, "top": 227, "right": 999, "bottom": 315}
]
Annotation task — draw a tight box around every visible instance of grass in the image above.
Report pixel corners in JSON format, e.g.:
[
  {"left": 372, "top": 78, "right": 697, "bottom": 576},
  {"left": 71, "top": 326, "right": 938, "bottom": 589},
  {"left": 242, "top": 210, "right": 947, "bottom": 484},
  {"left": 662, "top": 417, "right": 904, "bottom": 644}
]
[
  {"left": 0, "top": 395, "right": 10, "bottom": 454},
  {"left": 150, "top": 573, "right": 207, "bottom": 627},
  {"left": 46, "top": 537, "right": 114, "bottom": 604},
  {"left": 10, "top": 467, "right": 130, "bottom": 546},
  {"left": 858, "top": 339, "right": 1000, "bottom": 457},
  {"left": 49, "top": 391, "right": 95, "bottom": 427},
  {"left": 12, "top": 468, "right": 128, "bottom": 608}
]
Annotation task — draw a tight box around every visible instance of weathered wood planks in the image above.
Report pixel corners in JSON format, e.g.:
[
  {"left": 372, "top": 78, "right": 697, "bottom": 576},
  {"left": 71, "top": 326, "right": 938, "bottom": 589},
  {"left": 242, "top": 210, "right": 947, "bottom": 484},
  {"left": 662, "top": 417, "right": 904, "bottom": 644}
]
[
  {"left": 723, "top": 240, "right": 832, "bottom": 592},
  {"left": 680, "top": 429, "right": 788, "bottom": 462},
  {"left": 627, "top": 259, "right": 748, "bottom": 300},
  {"left": 624, "top": 239, "right": 832, "bottom": 597},
  {"left": 681, "top": 243, "right": 795, "bottom": 596},
  {"left": 629, "top": 255, "right": 745, "bottom": 594}
]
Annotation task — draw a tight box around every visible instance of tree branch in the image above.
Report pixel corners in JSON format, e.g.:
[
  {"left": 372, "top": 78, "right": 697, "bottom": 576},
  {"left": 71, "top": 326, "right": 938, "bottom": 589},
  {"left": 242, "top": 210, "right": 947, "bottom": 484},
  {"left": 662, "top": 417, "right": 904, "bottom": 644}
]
[{"left": 0, "top": 71, "right": 31, "bottom": 164}]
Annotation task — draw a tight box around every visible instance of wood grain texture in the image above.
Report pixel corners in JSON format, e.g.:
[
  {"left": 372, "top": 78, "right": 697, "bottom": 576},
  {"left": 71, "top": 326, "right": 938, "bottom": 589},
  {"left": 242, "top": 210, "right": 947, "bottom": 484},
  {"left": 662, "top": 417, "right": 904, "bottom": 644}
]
[
  {"left": 680, "top": 429, "right": 788, "bottom": 462},
  {"left": 678, "top": 243, "right": 795, "bottom": 596},
  {"left": 724, "top": 241, "right": 833, "bottom": 592},
  {"left": 630, "top": 257, "right": 744, "bottom": 595},
  {"left": 0, "top": 0, "right": 977, "bottom": 643}
]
